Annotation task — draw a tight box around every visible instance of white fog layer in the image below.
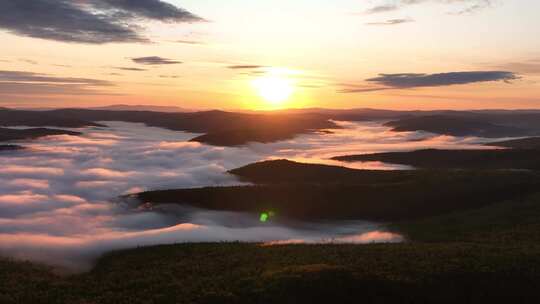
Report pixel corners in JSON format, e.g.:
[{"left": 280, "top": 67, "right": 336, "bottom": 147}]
[{"left": 0, "top": 121, "right": 496, "bottom": 270}]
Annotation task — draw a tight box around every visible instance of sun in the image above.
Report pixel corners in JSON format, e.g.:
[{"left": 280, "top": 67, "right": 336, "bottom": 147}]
[{"left": 251, "top": 74, "right": 295, "bottom": 108}]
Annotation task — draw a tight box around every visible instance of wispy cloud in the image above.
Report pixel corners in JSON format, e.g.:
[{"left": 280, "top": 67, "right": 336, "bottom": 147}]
[
  {"left": 340, "top": 71, "right": 517, "bottom": 93},
  {"left": 339, "top": 85, "right": 393, "bottom": 93},
  {"left": 0, "top": 83, "right": 113, "bottom": 96},
  {"left": 365, "top": 0, "right": 494, "bottom": 15},
  {"left": 159, "top": 75, "right": 181, "bottom": 79},
  {"left": 0, "top": 70, "right": 114, "bottom": 96},
  {"left": 132, "top": 56, "right": 182, "bottom": 65},
  {"left": 449, "top": 0, "right": 493, "bottom": 14},
  {"left": 0, "top": 70, "right": 112, "bottom": 86},
  {"left": 365, "top": 4, "right": 400, "bottom": 14},
  {"left": 112, "top": 67, "right": 148, "bottom": 72},
  {"left": 365, "top": 18, "right": 415, "bottom": 26},
  {"left": 0, "top": 0, "right": 204, "bottom": 44},
  {"left": 494, "top": 61, "right": 540, "bottom": 75},
  {"left": 175, "top": 40, "right": 205, "bottom": 45},
  {"left": 227, "top": 65, "right": 266, "bottom": 70},
  {"left": 19, "top": 58, "right": 38, "bottom": 65}
]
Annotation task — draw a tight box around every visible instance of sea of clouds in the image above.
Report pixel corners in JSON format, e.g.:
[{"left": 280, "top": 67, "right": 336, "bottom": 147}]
[{"left": 0, "top": 121, "right": 494, "bottom": 270}]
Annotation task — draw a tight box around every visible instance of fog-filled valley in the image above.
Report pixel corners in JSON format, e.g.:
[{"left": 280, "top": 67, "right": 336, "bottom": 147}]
[{"left": 0, "top": 117, "right": 500, "bottom": 270}]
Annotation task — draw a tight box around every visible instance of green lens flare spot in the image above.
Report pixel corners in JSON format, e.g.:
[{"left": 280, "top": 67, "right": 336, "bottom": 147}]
[{"left": 260, "top": 213, "right": 269, "bottom": 222}]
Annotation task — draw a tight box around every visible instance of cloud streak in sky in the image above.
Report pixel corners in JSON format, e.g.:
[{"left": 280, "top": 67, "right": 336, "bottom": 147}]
[
  {"left": 0, "top": 0, "right": 204, "bottom": 44},
  {"left": 94, "top": 0, "right": 204, "bottom": 22},
  {"left": 112, "top": 67, "right": 148, "bottom": 72},
  {"left": 0, "top": 70, "right": 114, "bottom": 96},
  {"left": 495, "top": 61, "right": 540, "bottom": 75},
  {"left": 132, "top": 56, "right": 183, "bottom": 65},
  {"left": 365, "top": 0, "right": 494, "bottom": 15},
  {"left": 365, "top": 18, "right": 415, "bottom": 26},
  {"left": 367, "top": 71, "right": 517, "bottom": 87},
  {"left": 228, "top": 65, "right": 267, "bottom": 70},
  {"left": 341, "top": 71, "right": 517, "bottom": 93},
  {"left": 449, "top": 0, "right": 494, "bottom": 14},
  {"left": 175, "top": 40, "right": 205, "bottom": 45},
  {"left": 0, "top": 70, "right": 112, "bottom": 86},
  {"left": 365, "top": 4, "right": 400, "bottom": 14}
]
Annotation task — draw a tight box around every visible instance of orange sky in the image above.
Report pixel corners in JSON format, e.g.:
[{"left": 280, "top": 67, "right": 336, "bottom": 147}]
[{"left": 0, "top": 0, "right": 539, "bottom": 110}]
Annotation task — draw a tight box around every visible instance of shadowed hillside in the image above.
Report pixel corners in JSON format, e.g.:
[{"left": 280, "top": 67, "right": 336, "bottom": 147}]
[
  {"left": 6, "top": 108, "right": 540, "bottom": 146},
  {"left": 228, "top": 159, "right": 416, "bottom": 184},
  {"left": 137, "top": 160, "right": 540, "bottom": 221},
  {"left": 384, "top": 115, "right": 529, "bottom": 137},
  {"left": 0, "top": 145, "right": 24, "bottom": 151},
  {"left": 0, "top": 127, "right": 81, "bottom": 142},
  {"left": 487, "top": 137, "right": 540, "bottom": 149},
  {"left": 333, "top": 148, "right": 540, "bottom": 170},
  {"left": 0, "top": 109, "right": 104, "bottom": 128},
  {"left": 189, "top": 128, "right": 330, "bottom": 146},
  {"left": 0, "top": 109, "right": 336, "bottom": 146}
]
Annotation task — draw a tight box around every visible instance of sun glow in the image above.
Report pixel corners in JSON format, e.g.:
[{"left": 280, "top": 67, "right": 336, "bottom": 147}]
[{"left": 252, "top": 72, "right": 295, "bottom": 108}]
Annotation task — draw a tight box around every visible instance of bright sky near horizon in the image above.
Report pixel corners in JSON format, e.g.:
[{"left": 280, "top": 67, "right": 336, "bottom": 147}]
[{"left": 0, "top": 0, "right": 539, "bottom": 110}]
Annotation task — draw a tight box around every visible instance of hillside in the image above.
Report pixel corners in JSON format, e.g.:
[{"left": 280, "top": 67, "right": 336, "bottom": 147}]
[
  {"left": 333, "top": 148, "right": 540, "bottom": 170},
  {"left": 0, "top": 127, "right": 81, "bottom": 142},
  {"left": 0, "top": 109, "right": 103, "bottom": 128},
  {"left": 0, "top": 109, "right": 336, "bottom": 146},
  {"left": 5, "top": 108, "right": 540, "bottom": 145},
  {"left": 137, "top": 160, "right": 540, "bottom": 221},
  {"left": 0, "top": 145, "right": 24, "bottom": 151},
  {"left": 228, "top": 159, "right": 415, "bottom": 184},
  {"left": 486, "top": 137, "right": 540, "bottom": 149},
  {"left": 385, "top": 115, "right": 530, "bottom": 137},
  {"left": 189, "top": 128, "right": 327, "bottom": 146}
]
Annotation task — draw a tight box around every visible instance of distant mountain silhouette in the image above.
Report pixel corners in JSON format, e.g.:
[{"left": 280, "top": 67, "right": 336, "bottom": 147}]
[
  {"left": 0, "top": 109, "right": 104, "bottom": 128},
  {"left": 4, "top": 107, "right": 540, "bottom": 146},
  {"left": 90, "top": 104, "right": 193, "bottom": 112}
]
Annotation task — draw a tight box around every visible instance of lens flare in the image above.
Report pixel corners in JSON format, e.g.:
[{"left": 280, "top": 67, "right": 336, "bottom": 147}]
[{"left": 259, "top": 212, "right": 269, "bottom": 222}]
